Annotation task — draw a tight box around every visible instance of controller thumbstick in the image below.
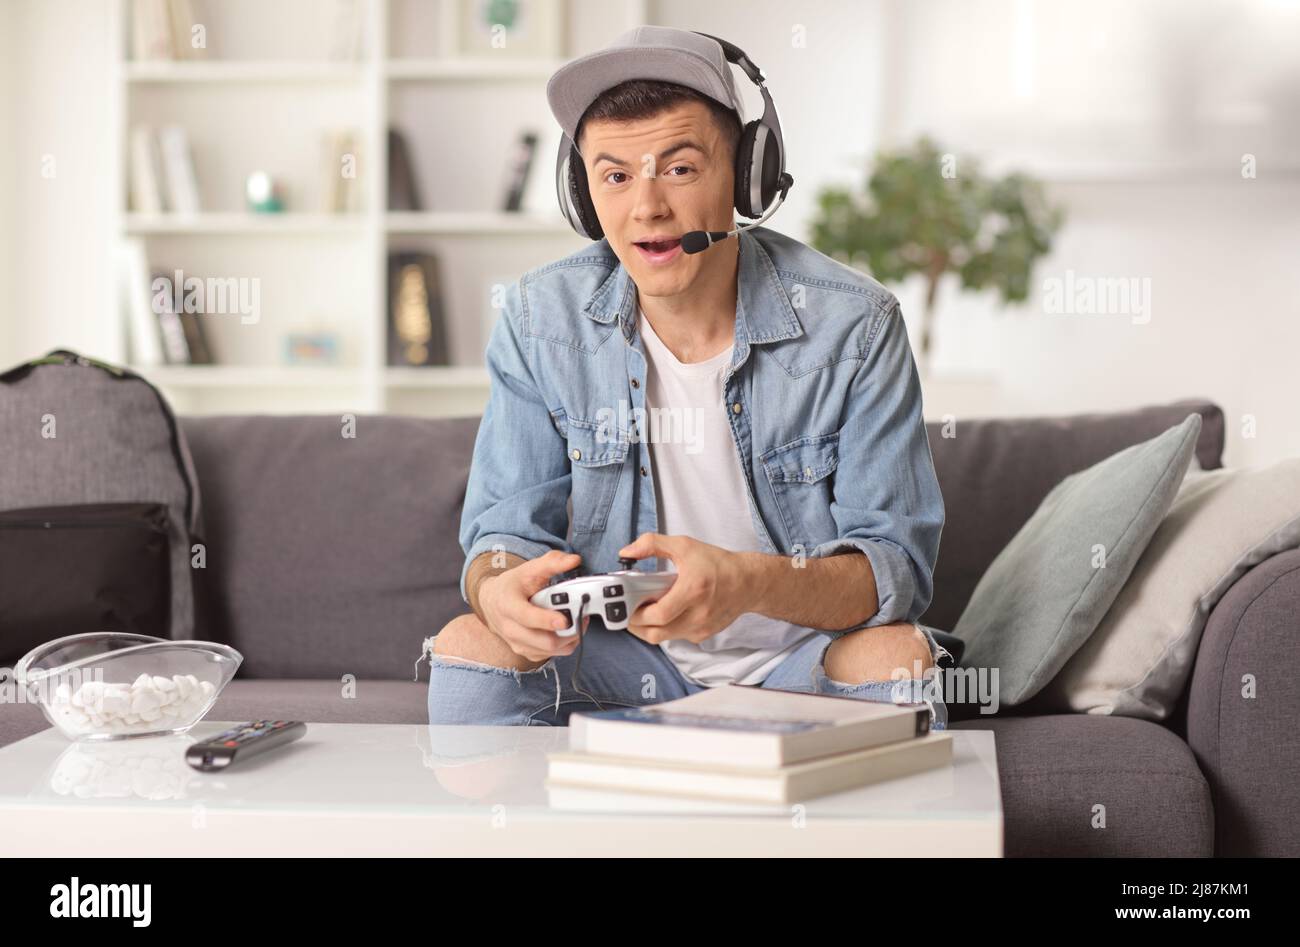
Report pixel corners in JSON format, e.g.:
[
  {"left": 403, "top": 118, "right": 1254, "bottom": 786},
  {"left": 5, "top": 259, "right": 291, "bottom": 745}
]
[{"left": 618, "top": 557, "right": 637, "bottom": 570}]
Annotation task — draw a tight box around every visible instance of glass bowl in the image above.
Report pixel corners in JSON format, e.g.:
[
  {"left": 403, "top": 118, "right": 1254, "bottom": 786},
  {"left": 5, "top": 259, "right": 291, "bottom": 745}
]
[{"left": 14, "top": 632, "right": 242, "bottom": 742}]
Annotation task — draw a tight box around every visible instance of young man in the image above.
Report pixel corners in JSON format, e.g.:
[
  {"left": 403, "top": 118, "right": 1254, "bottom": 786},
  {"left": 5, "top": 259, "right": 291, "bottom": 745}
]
[{"left": 426, "top": 27, "right": 948, "bottom": 728}]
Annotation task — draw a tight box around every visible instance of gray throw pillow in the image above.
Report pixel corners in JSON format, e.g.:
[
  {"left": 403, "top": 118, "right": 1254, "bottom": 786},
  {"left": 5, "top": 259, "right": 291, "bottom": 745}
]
[{"left": 953, "top": 413, "right": 1202, "bottom": 706}]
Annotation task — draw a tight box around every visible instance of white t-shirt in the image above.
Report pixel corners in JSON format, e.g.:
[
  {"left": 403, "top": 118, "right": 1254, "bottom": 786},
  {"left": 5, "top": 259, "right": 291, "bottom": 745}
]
[{"left": 636, "top": 305, "right": 818, "bottom": 686}]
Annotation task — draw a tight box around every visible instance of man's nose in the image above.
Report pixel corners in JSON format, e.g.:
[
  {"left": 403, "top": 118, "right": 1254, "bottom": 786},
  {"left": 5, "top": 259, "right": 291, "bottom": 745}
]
[{"left": 630, "top": 172, "right": 671, "bottom": 221}]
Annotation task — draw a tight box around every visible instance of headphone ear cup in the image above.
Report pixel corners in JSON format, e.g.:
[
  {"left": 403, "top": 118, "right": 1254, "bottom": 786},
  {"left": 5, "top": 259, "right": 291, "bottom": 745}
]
[
  {"left": 560, "top": 144, "right": 603, "bottom": 241},
  {"left": 733, "top": 121, "right": 761, "bottom": 218},
  {"left": 758, "top": 127, "right": 783, "bottom": 211},
  {"left": 734, "top": 120, "right": 786, "bottom": 220}
]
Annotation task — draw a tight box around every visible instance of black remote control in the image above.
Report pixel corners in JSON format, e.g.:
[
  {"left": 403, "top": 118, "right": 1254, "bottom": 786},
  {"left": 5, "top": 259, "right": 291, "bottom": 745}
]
[{"left": 186, "top": 720, "right": 306, "bottom": 771}]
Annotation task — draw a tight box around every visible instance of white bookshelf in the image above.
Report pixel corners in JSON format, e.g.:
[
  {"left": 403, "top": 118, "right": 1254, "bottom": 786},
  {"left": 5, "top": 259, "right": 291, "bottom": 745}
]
[
  {"left": 126, "top": 213, "right": 366, "bottom": 235},
  {"left": 385, "top": 211, "right": 573, "bottom": 234},
  {"left": 111, "top": 0, "right": 647, "bottom": 417},
  {"left": 125, "top": 61, "right": 367, "bottom": 82},
  {"left": 385, "top": 58, "right": 565, "bottom": 80}
]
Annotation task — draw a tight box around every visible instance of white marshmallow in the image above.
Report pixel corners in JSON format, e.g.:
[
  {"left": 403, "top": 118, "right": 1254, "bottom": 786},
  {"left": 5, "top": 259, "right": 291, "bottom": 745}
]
[{"left": 58, "top": 671, "right": 215, "bottom": 736}]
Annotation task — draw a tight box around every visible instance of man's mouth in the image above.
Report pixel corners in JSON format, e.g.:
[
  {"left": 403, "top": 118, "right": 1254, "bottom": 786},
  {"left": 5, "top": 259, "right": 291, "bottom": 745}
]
[{"left": 633, "top": 236, "right": 683, "bottom": 265}]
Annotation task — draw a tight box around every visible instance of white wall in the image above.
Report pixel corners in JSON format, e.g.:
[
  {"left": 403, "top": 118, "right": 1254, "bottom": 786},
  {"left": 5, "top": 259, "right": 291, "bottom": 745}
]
[
  {"left": 3, "top": 0, "right": 116, "bottom": 367},
  {"left": 878, "top": 0, "right": 1300, "bottom": 468}
]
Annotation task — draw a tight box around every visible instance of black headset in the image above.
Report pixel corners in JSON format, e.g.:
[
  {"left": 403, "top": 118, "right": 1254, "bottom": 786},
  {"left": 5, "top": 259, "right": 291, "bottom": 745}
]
[{"left": 555, "top": 31, "right": 793, "bottom": 242}]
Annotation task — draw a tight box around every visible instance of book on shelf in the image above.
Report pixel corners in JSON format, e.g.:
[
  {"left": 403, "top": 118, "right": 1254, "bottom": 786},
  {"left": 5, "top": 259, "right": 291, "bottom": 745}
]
[
  {"left": 119, "top": 240, "right": 162, "bottom": 367},
  {"left": 501, "top": 130, "right": 539, "bottom": 213},
  {"left": 321, "top": 129, "right": 363, "bottom": 214},
  {"left": 131, "top": 0, "right": 206, "bottom": 61},
  {"left": 150, "top": 270, "right": 189, "bottom": 365},
  {"left": 387, "top": 252, "right": 449, "bottom": 367},
  {"left": 546, "top": 684, "right": 952, "bottom": 804},
  {"left": 327, "top": 0, "right": 365, "bottom": 61},
  {"left": 128, "top": 126, "right": 165, "bottom": 215},
  {"left": 178, "top": 308, "right": 215, "bottom": 365},
  {"left": 148, "top": 269, "right": 217, "bottom": 366},
  {"left": 387, "top": 128, "right": 423, "bottom": 212},
  {"left": 521, "top": 126, "right": 562, "bottom": 216},
  {"left": 156, "top": 125, "right": 201, "bottom": 214}
]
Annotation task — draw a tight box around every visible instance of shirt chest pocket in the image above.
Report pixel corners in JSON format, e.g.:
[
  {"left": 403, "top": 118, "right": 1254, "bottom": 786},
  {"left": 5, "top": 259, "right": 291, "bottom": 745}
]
[
  {"left": 760, "top": 433, "right": 840, "bottom": 552},
  {"left": 565, "top": 422, "right": 628, "bottom": 535}
]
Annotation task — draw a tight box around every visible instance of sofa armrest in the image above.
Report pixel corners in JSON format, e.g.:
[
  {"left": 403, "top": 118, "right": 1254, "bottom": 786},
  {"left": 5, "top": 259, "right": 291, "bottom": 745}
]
[{"left": 1184, "top": 548, "right": 1300, "bottom": 856}]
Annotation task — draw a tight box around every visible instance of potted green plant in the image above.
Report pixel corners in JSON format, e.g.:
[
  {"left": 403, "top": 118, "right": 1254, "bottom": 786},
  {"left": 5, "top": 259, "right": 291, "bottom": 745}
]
[{"left": 810, "top": 137, "right": 1064, "bottom": 374}]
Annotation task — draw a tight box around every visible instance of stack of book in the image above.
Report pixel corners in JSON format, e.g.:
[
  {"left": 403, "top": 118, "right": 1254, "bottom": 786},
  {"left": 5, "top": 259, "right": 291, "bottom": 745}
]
[{"left": 547, "top": 684, "right": 952, "bottom": 804}]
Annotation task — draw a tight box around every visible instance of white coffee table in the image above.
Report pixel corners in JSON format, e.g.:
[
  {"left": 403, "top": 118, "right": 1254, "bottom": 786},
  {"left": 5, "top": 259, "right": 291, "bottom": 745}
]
[{"left": 0, "top": 722, "right": 1002, "bottom": 856}]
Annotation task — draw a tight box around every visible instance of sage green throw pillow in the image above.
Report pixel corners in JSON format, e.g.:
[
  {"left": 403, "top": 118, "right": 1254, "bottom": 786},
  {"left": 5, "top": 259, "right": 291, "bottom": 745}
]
[{"left": 953, "top": 413, "right": 1202, "bottom": 706}]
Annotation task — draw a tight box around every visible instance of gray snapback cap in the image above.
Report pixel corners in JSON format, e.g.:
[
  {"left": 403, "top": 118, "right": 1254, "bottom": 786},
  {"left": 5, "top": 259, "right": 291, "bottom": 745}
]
[{"left": 546, "top": 26, "right": 748, "bottom": 147}]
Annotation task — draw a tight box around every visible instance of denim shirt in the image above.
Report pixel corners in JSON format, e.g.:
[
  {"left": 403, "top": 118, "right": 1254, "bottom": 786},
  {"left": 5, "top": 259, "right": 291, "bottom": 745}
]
[{"left": 458, "top": 225, "right": 945, "bottom": 633}]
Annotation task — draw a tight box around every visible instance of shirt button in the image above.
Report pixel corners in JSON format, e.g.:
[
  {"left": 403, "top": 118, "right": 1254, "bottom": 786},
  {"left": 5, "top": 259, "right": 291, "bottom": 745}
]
[
  {"left": 731, "top": 402, "right": 742, "bottom": 414},
  {"left": 570, "top": 448, "right": 581, "bottom": 461},
  {"left": 631, "top": 378, "right": 640, "bottom": 389},
  {"left": 804, "top": 466, "right": 814, "bottom": 479},
  {"left": 640, "top": 465, "right": 649, "bottom": 476}
]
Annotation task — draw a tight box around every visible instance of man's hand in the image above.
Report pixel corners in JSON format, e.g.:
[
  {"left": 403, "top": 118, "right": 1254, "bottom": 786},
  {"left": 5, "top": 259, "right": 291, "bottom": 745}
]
[
  {"left": 478, "top": 550, "right": 590, "bottom": 663},
  {"left": 617, "top": 532, "right": 747, "bottom": 645}
]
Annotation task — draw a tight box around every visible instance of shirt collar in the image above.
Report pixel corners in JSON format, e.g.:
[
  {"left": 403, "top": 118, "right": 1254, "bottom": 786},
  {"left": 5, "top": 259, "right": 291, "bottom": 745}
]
[{"left": 582, "top": 227, "right": 805, "bottom": 357}]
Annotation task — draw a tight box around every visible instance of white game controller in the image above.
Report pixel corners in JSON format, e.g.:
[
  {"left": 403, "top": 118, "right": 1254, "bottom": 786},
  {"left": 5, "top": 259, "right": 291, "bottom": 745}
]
[{"left": 531, "top": 558, "right": 677, "bottom": 635}]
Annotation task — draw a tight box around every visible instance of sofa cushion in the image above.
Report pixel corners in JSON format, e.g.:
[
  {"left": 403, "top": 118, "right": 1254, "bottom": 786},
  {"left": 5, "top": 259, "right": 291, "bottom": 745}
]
[
  {"left": 951, "top": 715, "right": 1214, "bottom": 856},
  {"left": 1033, "top": 460, "right": 1300, "bottom": 720},
  {"left": 923, "top": 399, "right": 1224, "bottom": 630},
  {"left": 181, "top": 415, "right": 480, "bottom": 680},
  {"left": 953, "top": 414, "right": 1202, "bottom": 706},
  {"left": 0, "top": 700, "right": 49, "bottom": 750},
  {"left": 210, "top": 679, "right": 428, "bottom": 725}
]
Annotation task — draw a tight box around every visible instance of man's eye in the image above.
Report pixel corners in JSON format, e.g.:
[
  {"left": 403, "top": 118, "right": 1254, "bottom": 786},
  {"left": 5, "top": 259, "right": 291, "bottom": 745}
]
[
  {"left": 666, "top": 165, "right": 693, "bottom": 176},
  {"left": 605, "top": 171, "right": 629, "bottom": 185}
]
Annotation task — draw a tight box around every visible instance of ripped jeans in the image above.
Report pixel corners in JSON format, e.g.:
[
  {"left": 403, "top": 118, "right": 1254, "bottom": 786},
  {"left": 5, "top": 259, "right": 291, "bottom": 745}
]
[{"left": 422, "top": 621, "right": 950, "bottom": 731}]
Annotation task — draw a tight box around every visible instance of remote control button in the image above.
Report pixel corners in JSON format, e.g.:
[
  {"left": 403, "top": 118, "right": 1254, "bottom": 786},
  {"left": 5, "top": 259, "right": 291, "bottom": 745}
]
[
  {"left": 550, "top": 592, "right": 569, "bottom": 606},
  {"left": 605, "top": 602, "right": 627, "bottom": 623},
  {"left": 603, "top": 584, "right": 623, "bottom": 598}
]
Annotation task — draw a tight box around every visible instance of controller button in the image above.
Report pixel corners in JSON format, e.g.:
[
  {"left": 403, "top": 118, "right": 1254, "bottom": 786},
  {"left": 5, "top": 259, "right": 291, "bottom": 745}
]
[
  {"left": 603, "top": 584, "right": 623, "bottom": 598},
  {"left": 605, "top": 602, "right": 627, "bottom": 623},
  {"left": 550, "top": 592, "right": 569, "bottom": 606},
  {"left": 555, "top": 609, "right": 572, "bottom": 629}
]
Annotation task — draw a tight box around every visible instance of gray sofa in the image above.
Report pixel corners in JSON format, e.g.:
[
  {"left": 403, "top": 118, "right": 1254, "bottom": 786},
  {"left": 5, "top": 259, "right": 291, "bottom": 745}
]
[{"left": 2, "top": 398, "right": 1296, "bottom": 857}]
